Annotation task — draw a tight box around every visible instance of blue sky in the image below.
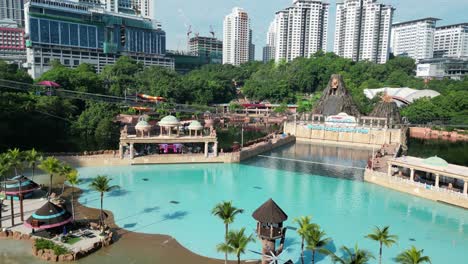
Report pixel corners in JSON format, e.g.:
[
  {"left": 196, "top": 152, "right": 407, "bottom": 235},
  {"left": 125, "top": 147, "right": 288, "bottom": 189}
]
[{"left": 156, "top": 0, "right": 468, "bottom": 59}]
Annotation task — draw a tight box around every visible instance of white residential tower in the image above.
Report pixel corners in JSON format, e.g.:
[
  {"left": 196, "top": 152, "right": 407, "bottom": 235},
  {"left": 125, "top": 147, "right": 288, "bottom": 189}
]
[
  {"left": 270, "top": 0, "right": 329, "bottom": 62},
  {"left": 223, "top": 7, "right": 250, "bottom": 65},
  {"left": 334, "top": 0, "right": 394, "bottom": 64}
]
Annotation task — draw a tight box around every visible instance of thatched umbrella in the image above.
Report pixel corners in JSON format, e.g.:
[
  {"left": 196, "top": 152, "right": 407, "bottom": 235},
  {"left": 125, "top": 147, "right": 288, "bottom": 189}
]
[
  {"left": 312, "top": 74, "right": 361, "bottom": 117},
  {"left": 3, "top": 175, "right": 40, "bottom": 198},
  {"left": 370, "top": 93, "right": 402, "bottom": 127},
  {"left": 24, "top": 201, "right": 72, "bottom": 230}
]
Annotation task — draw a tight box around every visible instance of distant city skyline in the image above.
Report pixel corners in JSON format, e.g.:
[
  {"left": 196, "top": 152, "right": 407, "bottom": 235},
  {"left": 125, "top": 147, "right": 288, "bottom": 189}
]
[{"left": 156, "top": 0, "right": 468, "bottom": 60}]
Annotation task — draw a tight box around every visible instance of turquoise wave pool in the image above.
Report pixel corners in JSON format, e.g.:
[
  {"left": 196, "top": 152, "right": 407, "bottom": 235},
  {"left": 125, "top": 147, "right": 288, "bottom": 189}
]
[{"left": 77, "top": 143, "right": 468, "bottom": 263}]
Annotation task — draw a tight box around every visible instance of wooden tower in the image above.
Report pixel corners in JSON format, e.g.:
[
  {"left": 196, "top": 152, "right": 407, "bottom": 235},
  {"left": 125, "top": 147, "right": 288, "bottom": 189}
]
[{"left": 252, "top": 198, "right": 288, "bottom": 264}]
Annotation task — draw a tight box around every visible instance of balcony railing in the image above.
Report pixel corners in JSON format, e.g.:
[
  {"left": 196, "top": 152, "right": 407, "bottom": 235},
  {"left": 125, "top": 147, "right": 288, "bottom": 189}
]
[{"left": 257, "top": 226, "right": 283, "bottom": 239}]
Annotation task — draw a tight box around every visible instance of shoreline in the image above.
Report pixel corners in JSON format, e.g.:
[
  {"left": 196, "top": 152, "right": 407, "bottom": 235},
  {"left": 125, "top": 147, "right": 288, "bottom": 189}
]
[{"left": 68, "top": 188, "right": 256, "bottom": 264}]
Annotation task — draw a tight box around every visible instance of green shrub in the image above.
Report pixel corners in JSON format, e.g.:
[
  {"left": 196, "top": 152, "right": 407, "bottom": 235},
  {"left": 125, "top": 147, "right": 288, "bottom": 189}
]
[{"left": 35, "top": 238, "right": 69, "bottom": 255}]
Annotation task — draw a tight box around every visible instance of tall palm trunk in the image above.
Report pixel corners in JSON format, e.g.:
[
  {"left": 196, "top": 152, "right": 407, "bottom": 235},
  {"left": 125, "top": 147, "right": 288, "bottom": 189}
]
[
  {"left": 379, "top": 242, "right": 382, "bottom": 264},
  {"left": 100, "top": 192, "right": 104, "bottom": 226},
  {"left": 31, "top": 165, "right": 35, "bottom": 181},
  {"left": 301, "top": 238, "right": 305, "bottom": 264},
  {"left": 312, "top": 250, "right": 315, "bottom": 264},
  {"left": 19, "top": 179, "right": 24, "bottom": 222},
  {"left": 237, "top": 253, "right": 240, "bottom": 264},
  {"left": 224, "top": 223, "right": 228, "bottom": 264},
  {"left": 71, "top": 189, "right": 75, "bottom": 221},
  {"left": 48, "top": 174, "right": 53, "bottom": 200}
]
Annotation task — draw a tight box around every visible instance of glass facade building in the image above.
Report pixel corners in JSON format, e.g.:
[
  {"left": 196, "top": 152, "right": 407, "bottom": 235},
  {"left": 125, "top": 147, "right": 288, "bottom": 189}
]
[{"left": 25, "top": 0, "right": 172, "bottom": 78}]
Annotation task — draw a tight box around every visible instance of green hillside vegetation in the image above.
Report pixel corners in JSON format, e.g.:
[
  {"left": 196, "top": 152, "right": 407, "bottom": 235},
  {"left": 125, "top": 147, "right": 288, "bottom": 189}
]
[{"left": 0, "top": 53, "right": 466, "bottom": 152}]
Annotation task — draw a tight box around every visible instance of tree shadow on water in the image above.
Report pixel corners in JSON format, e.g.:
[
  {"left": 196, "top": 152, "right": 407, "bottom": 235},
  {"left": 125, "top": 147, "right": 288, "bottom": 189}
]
[
  {"left": 78, "top": 178, "right": 94, "bottom": 184},
  {"left": 283, "top": 237, "right": 300, "bottom": 252},
  {"left": 302, "top": 240, "right": 337, "bottom": 264},
  {"left": 123, "top": 223, "right": 137, "bottom": 228},
  {"left": 142, "top": 206, "right": 160, "bottom": 214},
  {"left": 108, "top": 189, "right": 130, "bottom": 197},
  {"left": 162, "top": 211, "right": 189, "bottom": 221}
]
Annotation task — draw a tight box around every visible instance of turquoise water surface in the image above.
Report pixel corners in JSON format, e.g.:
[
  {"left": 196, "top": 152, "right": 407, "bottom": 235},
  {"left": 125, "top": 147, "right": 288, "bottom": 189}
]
[{"left": 77, "top": 143, "right": 468, "bottom": 263}]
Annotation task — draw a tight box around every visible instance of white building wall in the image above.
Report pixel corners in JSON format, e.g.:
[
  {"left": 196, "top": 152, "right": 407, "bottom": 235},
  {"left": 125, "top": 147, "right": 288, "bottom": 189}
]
[
  {"left": 391, "top": 18, "right": 438, "bottom": 61},
  {"left": 434, "top": 24, "right": 468, "bottom": 58},
  {"left": 274, "top": 11, "right": 289, "bottom": 61}
]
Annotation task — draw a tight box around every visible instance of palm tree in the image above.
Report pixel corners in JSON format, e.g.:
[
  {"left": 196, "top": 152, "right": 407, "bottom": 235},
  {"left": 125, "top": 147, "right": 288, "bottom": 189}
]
[
  {"left": 294, "top": 216, "right": 318, "bottom": 264},
  {"left": 6, "top": 148, "right": 23, "bottom": 176},
  {"left": 331, "top": 244, "right": 375, "bottom": 264},
  {"left": 38, "top": 157, "right": 61, "bottom": 199},
  {"left": 305, "top": 226, "right": 332, "bottom": 264},
  {"left": 59, "top": 164, "right": 73, "bottom": 195},
  {"left": 212, "top": 201, "right": 244, "bottom": 264},
  {"left": 89, "top": 175, "right": 119, "bottom": 226},
  {"left": 0, "top": 153, "right": 11, "bottom": 190},
  {"left": 395, "top": 246, "right": 431, "bottom": 264},
  {"left": 66, "top": 170, "right": 79, "bottom": 221},
  {"left": 365, "top": 226, "right": 398, "bottom": 264},
  {"left": 216, "top": 228, "right": 255, "bottom": 264},
  {"left": 23, "top": 149, "right": 42, "bottom": 181}
]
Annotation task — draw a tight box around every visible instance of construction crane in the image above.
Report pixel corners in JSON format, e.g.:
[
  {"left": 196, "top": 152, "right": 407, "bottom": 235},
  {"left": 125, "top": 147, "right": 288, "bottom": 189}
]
[{"left": 209, "top": 25, "right": 215, "bottom": 38}]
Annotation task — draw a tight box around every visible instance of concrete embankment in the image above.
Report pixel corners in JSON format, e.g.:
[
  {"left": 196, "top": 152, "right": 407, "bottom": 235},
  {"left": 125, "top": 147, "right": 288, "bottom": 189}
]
[
  {"left": 364, "top": 169, "right": 468, "bottom": 209},
  {"left": 57, "top": 135, "right": 296, "bottom": 167},
  {"left": 284, "top": 121, "right": 404, "bottom": 148}
]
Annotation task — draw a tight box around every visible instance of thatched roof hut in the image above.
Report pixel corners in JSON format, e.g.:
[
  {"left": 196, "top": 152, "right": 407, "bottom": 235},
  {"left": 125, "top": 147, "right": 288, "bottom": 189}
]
[
  {"left": 252, "top": 198, "right": 288, "bottom": 224},
  {"left": 312, "top": 74, "right": 361, "bottom": 117}
]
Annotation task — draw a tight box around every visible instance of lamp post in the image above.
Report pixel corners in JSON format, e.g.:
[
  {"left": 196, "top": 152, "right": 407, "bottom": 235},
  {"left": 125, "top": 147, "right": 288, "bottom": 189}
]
[
  {"left": 241, "top": 125, "right": 244, "bottom": 148},
  {"left": 371, "top": 131, "right": 375, "bottom": 171}
]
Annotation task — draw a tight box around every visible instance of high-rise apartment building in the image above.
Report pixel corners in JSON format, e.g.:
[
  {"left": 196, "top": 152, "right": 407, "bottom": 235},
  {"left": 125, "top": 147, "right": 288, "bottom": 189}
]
[
  {"left": 24, "top": 0, "right": 172, "bottom": 78},
  {"left": 249, "top": 29, "right": 255, "bottom": 61},
  {"left": 0, "top": 0, "right": 24, "bottom": 26},
  {"left": 262, "top": 21, "right": 276, "bottom": 63},
  {"left": 334, "top": 0, "right": 394, "bottom": 64},
  {"left": 433, "top": 23, "right": 468, "bottom": 58},
  {"left": 270, "top": 0, "right": 329, "bottom": 62},
  {"left": 391, "top": 18, "right": 439, "bottom": 61},
  {"left": 189, "top": 36, "right": 223, "bottom": 64},
  {"left": 223, "top": 7, "right": 250, "bottom": 65}
]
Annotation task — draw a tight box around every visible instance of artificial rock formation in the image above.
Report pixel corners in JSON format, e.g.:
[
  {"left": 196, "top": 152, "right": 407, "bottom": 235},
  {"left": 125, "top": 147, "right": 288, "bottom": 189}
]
[
  {"left": 370, "top": 93, "right": 402, "bottom": 126},
  {"left": 312, "top": 74, "right": 361, "bottom": 117}
]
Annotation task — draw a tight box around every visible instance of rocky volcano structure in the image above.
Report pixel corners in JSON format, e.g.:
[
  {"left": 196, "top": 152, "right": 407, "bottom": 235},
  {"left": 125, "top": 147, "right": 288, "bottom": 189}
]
[
  {"left": 312, "top": 74, "right": 361, "bottom": 117},
  {"left": 370, "top": 93, "right": 402, "bottom": 126}
]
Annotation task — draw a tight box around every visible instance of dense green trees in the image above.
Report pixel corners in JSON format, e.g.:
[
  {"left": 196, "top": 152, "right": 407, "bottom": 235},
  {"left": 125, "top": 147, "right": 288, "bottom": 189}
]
[
  {"left": 73, "top": 102, "right": 120, "bottom": 150},
  {"left": 1, "top": 52, "right": 466, "bottom": 152}
]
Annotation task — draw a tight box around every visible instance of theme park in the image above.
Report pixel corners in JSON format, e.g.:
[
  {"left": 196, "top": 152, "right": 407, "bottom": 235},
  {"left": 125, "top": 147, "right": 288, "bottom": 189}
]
[
  {"left": 1, "top": 63, "right": 468, "bottom": 263},
  {"left": 1, "top": 0, "right": 468, "bottom": 263}
]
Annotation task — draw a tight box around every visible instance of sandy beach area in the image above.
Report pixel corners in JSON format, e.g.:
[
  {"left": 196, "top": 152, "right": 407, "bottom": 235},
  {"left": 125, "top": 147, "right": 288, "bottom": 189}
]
[{"left": 72, "top": 194, "right": 245, "bottom": 264}]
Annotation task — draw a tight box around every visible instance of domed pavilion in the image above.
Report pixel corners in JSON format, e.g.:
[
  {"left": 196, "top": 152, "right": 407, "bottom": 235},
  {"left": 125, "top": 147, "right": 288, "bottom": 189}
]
[
  {"left": 188, "top": 120, "right": 203, "bottom": 137},
  {"left": 135, "top": 118, "right": 152, "bottom": 137},
  {"left": 158, "top": 115, "right": 181, "bottom": 137}
]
